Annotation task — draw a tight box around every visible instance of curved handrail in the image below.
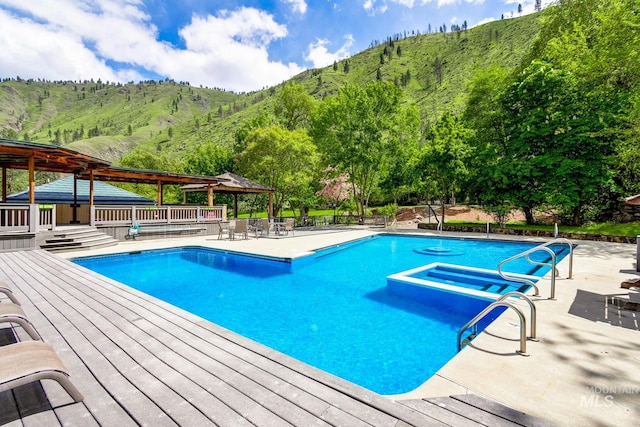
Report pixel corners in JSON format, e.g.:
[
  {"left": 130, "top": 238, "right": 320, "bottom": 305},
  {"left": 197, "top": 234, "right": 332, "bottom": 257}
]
[
  {"left": 498, "top": 246, "right": 557, "bottom": 299},
  {"left": 535, "top": 238, "right": 574, "bottom": 279},
  {"left": 497, "top": 292, "right": 537, "bottom": 340},
  {"left": 457, "top": 301, "right": 528, "bottom": 355}
]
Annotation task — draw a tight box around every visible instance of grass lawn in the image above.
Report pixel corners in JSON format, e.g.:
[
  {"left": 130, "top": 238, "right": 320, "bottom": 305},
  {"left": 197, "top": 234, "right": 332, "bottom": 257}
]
[
  {"left": 236, "top": 208, "right": 639, "bottom": 237},
  {"left": 237, "top": 208, "right": 372, "bottom": 219},
  {"left": 446, "top": 220, "right": 640, "bottom": 237}
]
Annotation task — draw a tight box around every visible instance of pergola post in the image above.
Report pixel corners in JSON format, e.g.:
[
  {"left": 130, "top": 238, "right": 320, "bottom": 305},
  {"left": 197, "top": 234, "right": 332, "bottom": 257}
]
[
  {"left": 28, "top": 154, "right": 35, "bottom": 204},
  {"left": 233, "top": 194, "right": 238, "bottom": 218},
  {"left": 1, "top": 167, "right": 6, "bottom": 202},
  {"left": 89, "top": 169, "right": 94, "bottom": 206},
  {"left": 157, "top": 180, "right": 162, "bottom": 206},
  {"left": 268, "top": 193, "right": 273, "bottom": 219},
  {"left": 72, "top": 175, "right": 79, "bottom": 224},
  {"left": 207, "top": 184, "right": 213, "bottom": 207}
]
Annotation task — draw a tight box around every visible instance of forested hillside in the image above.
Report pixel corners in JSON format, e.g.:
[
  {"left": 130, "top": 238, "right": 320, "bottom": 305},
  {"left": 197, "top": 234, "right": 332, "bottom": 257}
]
[{"left": 0, "top": 13, "right": 540, "bottom": 160}]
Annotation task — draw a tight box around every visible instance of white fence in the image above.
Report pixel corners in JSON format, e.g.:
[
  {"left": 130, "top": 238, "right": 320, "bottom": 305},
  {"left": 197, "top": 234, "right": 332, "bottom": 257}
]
[
  {"left": 91, "top": 205, "right": 227, "bottom": 226},
  {"left": 0, "top": 204, "right": 55, "bottom": 233}
]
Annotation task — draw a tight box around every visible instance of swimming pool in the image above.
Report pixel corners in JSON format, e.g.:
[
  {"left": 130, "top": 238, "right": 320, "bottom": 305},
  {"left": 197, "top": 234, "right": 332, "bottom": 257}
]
[{"left": 73, "top": 234, "right": 569, "bottom": 395}]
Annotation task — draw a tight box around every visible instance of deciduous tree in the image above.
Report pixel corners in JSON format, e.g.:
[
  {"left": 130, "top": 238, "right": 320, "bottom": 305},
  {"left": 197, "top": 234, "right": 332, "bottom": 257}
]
[
  {"left": 236, "top": 126, "right": 318, "bottom": 217},
  {"left": 311, "top": 82, "right": 408, "bottom": 216}
]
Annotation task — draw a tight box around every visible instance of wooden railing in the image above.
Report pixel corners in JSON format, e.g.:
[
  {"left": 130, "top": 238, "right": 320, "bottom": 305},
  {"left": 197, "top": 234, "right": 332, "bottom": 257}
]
[
  {"left": 0, "top": 204, "right": 55, "bottom": 232},
  {"left": 91, "top": 205, "right": 227, "bottom": 226}
]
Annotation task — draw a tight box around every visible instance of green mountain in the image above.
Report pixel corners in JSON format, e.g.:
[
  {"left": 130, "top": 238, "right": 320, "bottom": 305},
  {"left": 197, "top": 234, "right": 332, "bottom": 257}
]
[{"left": 0, "top": 13, "right": 541, "bottom": 164}]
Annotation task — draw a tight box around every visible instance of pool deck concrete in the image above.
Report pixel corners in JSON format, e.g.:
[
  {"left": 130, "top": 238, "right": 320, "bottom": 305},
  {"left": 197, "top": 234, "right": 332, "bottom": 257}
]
[{"left": 8, "top": 227, "right": 640, "bottom": 426}]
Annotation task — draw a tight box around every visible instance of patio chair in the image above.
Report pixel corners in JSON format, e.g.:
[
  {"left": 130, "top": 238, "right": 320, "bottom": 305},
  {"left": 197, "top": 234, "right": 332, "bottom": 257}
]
[
  {"left": 217, "top": 220, "right": 235, "bottom": 240},
  {"left": 233, "top": 219, "right": 249, "bottom": 240},
  {"left": 247, "top": 218, "right": 261, "bottom": 238},
  {"left": 0, "top": 340, "right": 84, "bottom": 402},
  {"left": 0, "top": 302, "right": 42, "bottom": 340},
  {"left": 0, "top": 282, "right": 21, "bottom": 305},
  {"left": 260, "top": 218, "right": 271, "bottom": 237},
  {"left": 284, "top": 218, "right": 295, "bottom": 236}
]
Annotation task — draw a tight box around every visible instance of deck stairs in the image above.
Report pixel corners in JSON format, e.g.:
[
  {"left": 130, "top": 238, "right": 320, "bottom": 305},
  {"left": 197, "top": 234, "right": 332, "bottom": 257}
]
[{"left": 38, "top": 226, "right": 118, "bottom": 252}]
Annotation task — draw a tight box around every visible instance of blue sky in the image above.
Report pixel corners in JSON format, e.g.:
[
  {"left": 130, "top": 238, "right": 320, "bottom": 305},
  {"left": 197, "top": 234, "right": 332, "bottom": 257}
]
[{"left": 0, "top": 0, "right": 550, "bottom": 92}]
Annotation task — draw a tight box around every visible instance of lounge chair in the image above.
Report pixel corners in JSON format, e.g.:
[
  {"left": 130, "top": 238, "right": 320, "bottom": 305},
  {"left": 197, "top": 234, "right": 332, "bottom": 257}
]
[
  {"left": 0, "top": 302, "right": 41, "bottom": 340},
  {"left": 0, "top": 282, "right": 21, "bottom": 305},
  {"left": 0, "top": 341, "right": 84, "bottom": 402},
  {"left": 233, "top": 219, "right": 249, "bottom": 240}
]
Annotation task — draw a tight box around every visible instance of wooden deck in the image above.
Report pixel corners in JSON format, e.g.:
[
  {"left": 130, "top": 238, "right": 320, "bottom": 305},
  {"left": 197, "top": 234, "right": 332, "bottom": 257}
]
[{"left": 0, "top": 250, "right": 554, "bottom": 426}]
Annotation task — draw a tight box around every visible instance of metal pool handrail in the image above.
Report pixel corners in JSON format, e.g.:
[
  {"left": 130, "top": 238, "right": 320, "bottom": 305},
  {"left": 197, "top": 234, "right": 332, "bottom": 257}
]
[
  {"left": 497, "top": 291, "right": 538, "bottom": 341},
  {"left": 533, "top": 238, "right": 574, "bottom": 279},
  {"left": 498, "top": 245, "right": 557, "bottom": 299},
  {"left": 457, "top": 301, "right": 529, "bottom": 356}
]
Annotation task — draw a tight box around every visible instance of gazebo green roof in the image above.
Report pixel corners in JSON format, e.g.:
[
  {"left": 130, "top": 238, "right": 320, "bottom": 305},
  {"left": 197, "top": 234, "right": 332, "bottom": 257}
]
[{"left": 7, "top": 176, "right": 155, "bottom": 205}]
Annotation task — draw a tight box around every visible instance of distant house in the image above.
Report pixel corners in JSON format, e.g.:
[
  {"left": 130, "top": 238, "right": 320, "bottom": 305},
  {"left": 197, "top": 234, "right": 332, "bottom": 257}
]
[{"left": 7, "top": 176, "right": 155, "bottom": 224}]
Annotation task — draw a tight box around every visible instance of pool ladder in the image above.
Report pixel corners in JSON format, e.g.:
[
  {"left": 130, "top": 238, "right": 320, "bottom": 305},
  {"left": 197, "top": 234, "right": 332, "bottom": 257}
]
[
  {"left": 457, "top": 292, "right": 537, "bottom": 356},
  {"left": 497, "top": 238, "right": 573, "bottom": 300}
]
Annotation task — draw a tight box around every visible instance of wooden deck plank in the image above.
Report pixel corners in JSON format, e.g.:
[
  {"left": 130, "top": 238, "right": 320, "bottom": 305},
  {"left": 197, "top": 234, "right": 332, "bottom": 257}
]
[
  {"left": 426, "top": 397, "right": 522, "bottom": 427},
  {"left": 400, "top": 399, "right": 482, "bottom": 427},
  {"left": 451, "top": 394, "right": 558, "bottom": 427},
  {"left": 0, "top": 249, "right": 452, "bottom": 426},
  {"left": 0, "top": 389, "right": 22, "bottom": 427}
]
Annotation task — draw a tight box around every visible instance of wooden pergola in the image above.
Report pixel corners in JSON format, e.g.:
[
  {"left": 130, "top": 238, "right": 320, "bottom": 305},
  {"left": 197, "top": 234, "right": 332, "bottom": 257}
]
[{"left": 0, "top": 138, "right": 223, "bottom": 206}]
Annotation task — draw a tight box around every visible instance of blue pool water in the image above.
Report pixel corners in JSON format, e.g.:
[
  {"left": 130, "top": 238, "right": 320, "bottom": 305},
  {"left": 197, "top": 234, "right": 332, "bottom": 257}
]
[{"left": 73, "top": 235, "right": 568, "bottom": 395}]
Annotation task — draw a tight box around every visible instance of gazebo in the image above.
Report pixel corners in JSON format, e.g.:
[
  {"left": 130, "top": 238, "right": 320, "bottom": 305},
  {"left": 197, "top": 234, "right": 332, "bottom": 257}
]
[
  {"left": 0, "top": 138, "right": 277, "bottom": 248},
  {"left": 180, "top": 172, "right": 275, "bottom": 218}
]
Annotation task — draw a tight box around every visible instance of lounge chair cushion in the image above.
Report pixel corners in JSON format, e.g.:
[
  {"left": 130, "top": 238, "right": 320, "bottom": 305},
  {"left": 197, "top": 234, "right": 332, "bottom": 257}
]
[
  {"left": 0, "top": 341, "right": 83, "bottom": 402},
  {"left": 0, "top": 302, "right": 42, "bottom": 340}
]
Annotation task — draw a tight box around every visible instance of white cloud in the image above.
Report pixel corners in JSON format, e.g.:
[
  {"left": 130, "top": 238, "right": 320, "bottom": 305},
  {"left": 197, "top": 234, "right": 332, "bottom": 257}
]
[
  {"left": 282, "top": 0, "right": 307, "bottom": 14},
  {"left": 362, "top": 0, "right": 388, "bottom": 15},
  {"left": 175, "top": 9, "right": 304, "bottom": 91},
  {"left": 475, "top": 17, "right": 496, "bottom": 26},
  {"left": 364, "top": 0, "right": 419, "bottom": 13},
  {"left": 304, "top": 35, "right": 354, "bottom": 68},
  {"left": 0, "top": 1, "right": 305, "bottom": 92},
  {"left": 391, "top": 0, "right": 416, "bottom": 7}
]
